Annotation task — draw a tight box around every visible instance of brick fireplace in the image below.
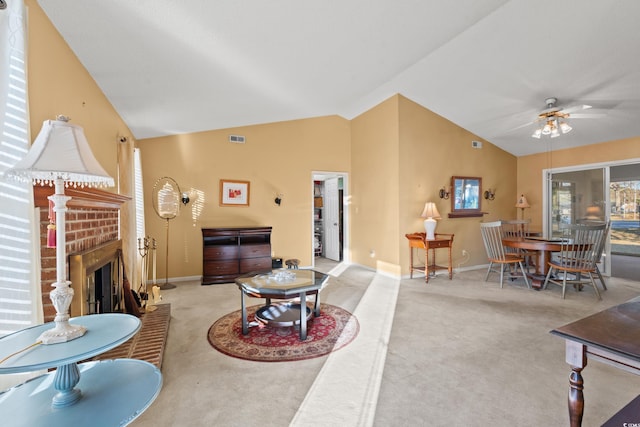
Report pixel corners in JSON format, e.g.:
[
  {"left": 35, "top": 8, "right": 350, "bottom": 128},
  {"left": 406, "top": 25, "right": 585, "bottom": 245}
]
[{"left": 34, "top": 185, "right": 130, "bottom": 321}]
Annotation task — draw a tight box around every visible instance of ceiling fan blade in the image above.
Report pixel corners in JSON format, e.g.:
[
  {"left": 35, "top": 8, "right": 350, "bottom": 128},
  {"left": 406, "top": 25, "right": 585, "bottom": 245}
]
[
  {"left": 569, "top": 113, "right": 607, "bottom": 119},
  {"left": 563, "top": 104, "right": 592, "bottom": 114},
  {"left": 505, "top": 120, "right": 538, "bottom": 133}
]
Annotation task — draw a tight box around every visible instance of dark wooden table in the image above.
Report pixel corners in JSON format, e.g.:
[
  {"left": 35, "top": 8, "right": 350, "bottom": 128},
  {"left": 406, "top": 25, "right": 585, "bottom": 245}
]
[{"left": 551, "top": 297, "right": 640, "bottom": 426}]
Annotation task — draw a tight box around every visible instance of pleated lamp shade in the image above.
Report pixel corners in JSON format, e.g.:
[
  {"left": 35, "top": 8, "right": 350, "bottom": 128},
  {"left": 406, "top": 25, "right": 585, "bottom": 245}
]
[
  {"left": 6, "top": 117, "right": 114, "bottom": 187},
  {"left": 421, "top": 202, "right": 441, "bottom": 240}
]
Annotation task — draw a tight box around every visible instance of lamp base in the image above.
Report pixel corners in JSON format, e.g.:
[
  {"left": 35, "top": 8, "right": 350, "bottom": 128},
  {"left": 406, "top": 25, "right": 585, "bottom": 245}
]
[
  {"left": 38, "top": 281, "right": 86, "bottom": 344},
  {"left": 38, "top": 321, "right": 86, "bottom": 344},
  {"left": 424, "top": 218, "right": 437, "bottom": 240}
]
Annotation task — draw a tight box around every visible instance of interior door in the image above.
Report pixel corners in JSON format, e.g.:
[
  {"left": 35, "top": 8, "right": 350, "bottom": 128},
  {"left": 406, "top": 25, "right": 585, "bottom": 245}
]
[{"left": 324, "top": 177, "right": 340, "bottom": 261}]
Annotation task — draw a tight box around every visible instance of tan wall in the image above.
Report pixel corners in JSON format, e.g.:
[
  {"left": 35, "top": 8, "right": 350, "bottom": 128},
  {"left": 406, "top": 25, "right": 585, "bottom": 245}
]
[
  {"left": 349, "top": 95, "right": 519, "bottom": 276},
  {"left": 137, "top": 116, "right": 351, "bottom": 280},
  {"left": 397, "top": 96, "right": 518, "bottom": 271},
  {"left": 26, "top": 1, "right": 138, "bottom": 280},
  {"left": 350, "top": 96, "right": 401, "bottom": 274},
  {"left": 517, "top": 137, "right": 640, "bottom": 231}
]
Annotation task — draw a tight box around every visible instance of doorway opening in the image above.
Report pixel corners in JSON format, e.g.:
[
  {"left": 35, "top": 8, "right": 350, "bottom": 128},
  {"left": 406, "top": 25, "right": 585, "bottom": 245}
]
[{"left": 312, "top": 172, "right": 349, "bottom": 270}]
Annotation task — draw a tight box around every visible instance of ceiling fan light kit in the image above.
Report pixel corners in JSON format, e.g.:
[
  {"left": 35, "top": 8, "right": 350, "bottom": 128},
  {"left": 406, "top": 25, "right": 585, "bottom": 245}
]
[{"left": 530, "top": 97, "right": 587, "bottom": 139}]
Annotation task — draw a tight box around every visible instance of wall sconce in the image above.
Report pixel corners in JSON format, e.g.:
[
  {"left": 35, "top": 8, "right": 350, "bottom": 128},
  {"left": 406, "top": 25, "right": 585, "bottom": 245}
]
[
  {"left": 439, "top": 186, "right": 450, "bottom": 199},
  {"left": 274, "top": 194, "right": 283, "bottom": 206},
  {"left": 181, "top": 192, "right": 190, "bottom": 205},
  {"left": 483, "top": 188, "right": 496, "bottom": 200}
]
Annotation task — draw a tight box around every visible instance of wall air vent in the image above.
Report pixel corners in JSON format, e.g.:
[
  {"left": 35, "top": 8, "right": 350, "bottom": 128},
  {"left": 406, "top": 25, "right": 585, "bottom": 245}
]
[
  {"left": 471, "top": 140, "right": 483, "bottom": 149},
  {"left": 229, "top": 135, "right": 246, "bottom": 144}
]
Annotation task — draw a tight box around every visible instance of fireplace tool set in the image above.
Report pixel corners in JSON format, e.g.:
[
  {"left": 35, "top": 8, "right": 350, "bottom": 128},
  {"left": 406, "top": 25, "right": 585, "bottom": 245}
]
[{"left": 137, "top": 236, "right": 160, "bottom": 311}]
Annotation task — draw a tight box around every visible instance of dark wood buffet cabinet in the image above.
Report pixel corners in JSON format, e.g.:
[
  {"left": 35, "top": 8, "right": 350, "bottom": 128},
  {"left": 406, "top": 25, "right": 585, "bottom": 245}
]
[{"left": 201, "top": 226, "right": 272, "bottom": 284}]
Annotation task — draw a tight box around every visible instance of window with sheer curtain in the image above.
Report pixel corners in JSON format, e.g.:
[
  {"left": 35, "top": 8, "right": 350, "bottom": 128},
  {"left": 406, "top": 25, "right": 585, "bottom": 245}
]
[{"left": 0, "top": 0, "right": 43, "bottom": 337}]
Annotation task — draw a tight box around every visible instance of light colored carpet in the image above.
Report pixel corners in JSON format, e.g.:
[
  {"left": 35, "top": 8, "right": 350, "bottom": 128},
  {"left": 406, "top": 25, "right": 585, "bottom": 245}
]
[{"left": 130, "top": 266, "right": 640, "bottom": 427}]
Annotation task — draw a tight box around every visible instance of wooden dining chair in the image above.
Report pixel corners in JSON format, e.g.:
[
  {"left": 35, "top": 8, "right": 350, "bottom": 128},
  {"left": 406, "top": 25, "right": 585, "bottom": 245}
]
[
  {"left": 542, "top": 222, "right": 607, "bottom": 300},
  {"left": 577, "top": 219, "right": 611, "bottom": 291},
  {"left": 480, "top": 221, "right": 530, "bottom": 289},
  {"left": 500, "top": 219, "right": 536, "bottom": 272}
]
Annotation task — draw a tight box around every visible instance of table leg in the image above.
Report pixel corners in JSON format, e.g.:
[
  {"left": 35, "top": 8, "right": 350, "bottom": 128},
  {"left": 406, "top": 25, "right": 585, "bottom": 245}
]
[
  {"left": 313, "top": 291, "right": 321, "bottom": 317},
  {"left": 299, "top": 292, "right": 307, "bottom": 340},
  {"left": 565, "top": 340, "right": 587, "bottom": 427},
  {"left": 448, "top": 245, "right": 453, "bottom": 279},
  {"left": 568, "top": 367, "right": 585, "bottom": 427},
  {"left": 527, "top": 250, "right": 554, "bottom": 289},
  {"left": 52, "top": 362, "right": 82, "bottom": 408},
  {"left": 241, "top": 291, "right": 248, "bottom": 335},
  {"left": 425, "top": 248, "right": 431, "bottom": 283},
  {"left": 409, "top": 247, "right": 414, "bottom": 279}
]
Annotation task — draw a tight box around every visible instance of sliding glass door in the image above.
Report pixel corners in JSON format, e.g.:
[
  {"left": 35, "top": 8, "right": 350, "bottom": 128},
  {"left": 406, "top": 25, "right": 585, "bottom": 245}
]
[
  {"left": 546, "top": 167, "right": 608, "bottom": 274},
  {"left": 545, "top": 161, "right": 640, "bottom": 279},
  {"left": 548, "top": 168, "right": 606, "bottom": 236}
]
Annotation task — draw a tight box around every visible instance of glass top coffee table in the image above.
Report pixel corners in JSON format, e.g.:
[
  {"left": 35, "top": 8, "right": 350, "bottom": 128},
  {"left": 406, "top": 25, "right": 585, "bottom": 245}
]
[{"left": 235, "top": 269, "right": 329, "bottom": 340}]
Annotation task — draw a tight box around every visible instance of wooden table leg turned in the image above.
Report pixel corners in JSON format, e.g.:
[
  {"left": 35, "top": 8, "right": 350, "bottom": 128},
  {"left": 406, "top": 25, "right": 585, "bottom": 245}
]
[
  {"left": 568, "top": 367, "right": 585, "bottom": 427},
  {"left": 565, "top": 340, "right": 587, "bottom": 427}
]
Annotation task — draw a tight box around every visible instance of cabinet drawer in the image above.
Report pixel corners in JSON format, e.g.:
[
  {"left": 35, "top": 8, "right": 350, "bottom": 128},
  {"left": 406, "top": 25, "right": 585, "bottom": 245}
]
[
  {"left": 429, "top": 240, "right": 451, "bottom": 249},
  {"left": 204, "top": 245, "right": 238, "bottom": 260},
  {"left": 204, "top": 260, "right": 238, "bottom": 276},
  {"left": 240, "top": 257, "right": 272, "bottom": 273},
  {"left": 239, "top": 244, "right": 270, "bottom": 259}
]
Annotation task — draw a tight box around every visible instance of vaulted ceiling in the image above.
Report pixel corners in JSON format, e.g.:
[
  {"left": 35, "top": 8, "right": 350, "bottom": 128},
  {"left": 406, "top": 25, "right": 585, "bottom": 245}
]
[{"left": 38, "top": 0, "right": 640, "bottom": 156}]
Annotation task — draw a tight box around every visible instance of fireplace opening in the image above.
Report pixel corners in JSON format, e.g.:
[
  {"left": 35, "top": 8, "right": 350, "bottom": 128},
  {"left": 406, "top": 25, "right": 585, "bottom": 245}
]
[
  {"left": 69, "top": 240, "right": 124, "bottom": 317},
  {"left": 87, "top": 260, "right": 119, "bottom": 314}
]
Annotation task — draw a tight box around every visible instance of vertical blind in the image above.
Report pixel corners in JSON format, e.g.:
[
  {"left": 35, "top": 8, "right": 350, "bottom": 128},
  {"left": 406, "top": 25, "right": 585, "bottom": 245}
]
[{"left": 0, "top": 0, "right": 42, "bottom": 336}]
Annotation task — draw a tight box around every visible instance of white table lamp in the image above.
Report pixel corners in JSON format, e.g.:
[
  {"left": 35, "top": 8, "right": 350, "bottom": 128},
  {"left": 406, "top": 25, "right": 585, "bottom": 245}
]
[
  {"left": 4, "top": 116, "right": 114, "bottom": 344},
  {"left": 421, "top": 202, "right": 441, "bottom": 240}
]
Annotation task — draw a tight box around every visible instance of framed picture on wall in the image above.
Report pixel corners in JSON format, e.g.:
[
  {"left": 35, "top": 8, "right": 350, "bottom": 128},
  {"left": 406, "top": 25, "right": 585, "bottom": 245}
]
[{"left": 219, "top": 179, "right": 250, "bottom": 206}]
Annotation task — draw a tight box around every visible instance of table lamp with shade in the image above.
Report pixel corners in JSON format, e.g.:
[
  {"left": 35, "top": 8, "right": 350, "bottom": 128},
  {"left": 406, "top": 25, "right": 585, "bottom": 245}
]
[
  {"left": 585, "top": 205, "right": 603, "bottom": 220},
  {"left": 4, "top": 116, "right": 114, "bottom": 344},
  {"left": 515, "top": 194, "right": 530, "bottom": 220},
  {"left": 421, "top": 202, "right": 441, "bottom": 240}
]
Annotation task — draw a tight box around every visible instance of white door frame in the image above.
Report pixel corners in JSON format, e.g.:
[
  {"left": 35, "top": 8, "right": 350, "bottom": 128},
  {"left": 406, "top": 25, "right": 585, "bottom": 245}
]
[{"left": 312, "top": 171, "right": 350, "bottom": 265}]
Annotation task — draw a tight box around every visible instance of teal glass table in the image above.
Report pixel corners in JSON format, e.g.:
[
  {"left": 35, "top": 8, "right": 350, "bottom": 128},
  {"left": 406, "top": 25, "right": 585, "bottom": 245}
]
[{"left": 0, "top": 313, "right": 162, "bottom": 426}]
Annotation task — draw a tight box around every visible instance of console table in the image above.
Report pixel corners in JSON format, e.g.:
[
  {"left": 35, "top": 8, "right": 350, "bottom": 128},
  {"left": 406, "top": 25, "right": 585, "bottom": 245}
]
[
  {"left": 405, "top": 232, "right": 454, "bottom": 283},
  {"left": 202, "top": 226, "right": 272, "bottom": 284},
  {"left": 551, "top": 297, "right": 640, "bottom": 426},
  {"left": 0, "top": 314, "right": 162, "bottom": 426}
]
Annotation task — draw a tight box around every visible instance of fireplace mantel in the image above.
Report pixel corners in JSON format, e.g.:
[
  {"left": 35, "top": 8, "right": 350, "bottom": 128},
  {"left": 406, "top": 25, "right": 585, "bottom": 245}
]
[{"left": 33, "top": 185, "right": 130, "bottom": 209}]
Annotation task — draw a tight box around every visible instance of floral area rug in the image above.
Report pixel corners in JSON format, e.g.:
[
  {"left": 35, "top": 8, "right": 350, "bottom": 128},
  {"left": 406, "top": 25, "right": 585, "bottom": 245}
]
[{"left": 207, "top": 303, "right": 359, "bottom": 362}]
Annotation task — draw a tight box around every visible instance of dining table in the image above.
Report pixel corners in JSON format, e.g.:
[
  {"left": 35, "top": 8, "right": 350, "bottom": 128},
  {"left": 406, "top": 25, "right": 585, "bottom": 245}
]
[{"left": 502, "top": 236, "right": 565, "bottom": 289}]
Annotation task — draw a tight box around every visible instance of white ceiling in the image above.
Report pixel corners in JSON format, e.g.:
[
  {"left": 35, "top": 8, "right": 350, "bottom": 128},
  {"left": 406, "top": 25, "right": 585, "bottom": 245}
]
[{"left": 37, "top": 0, "right": 640, "bottom": 156}]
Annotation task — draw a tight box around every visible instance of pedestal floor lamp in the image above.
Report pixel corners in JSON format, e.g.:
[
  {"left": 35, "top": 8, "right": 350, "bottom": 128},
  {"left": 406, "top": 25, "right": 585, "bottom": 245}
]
[{"left": 151, "top": 177, "right": 182, "bottom": 290}]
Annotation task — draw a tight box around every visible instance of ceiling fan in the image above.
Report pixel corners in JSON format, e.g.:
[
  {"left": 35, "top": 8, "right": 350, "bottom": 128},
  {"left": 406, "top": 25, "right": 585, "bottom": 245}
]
[{"left": 530, "top": 97, "right": 594, "bottom": 139}]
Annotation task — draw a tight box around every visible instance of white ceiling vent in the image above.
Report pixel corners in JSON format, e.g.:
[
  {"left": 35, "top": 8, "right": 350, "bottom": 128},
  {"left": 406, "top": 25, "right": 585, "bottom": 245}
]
[{"left": 228, "top": 135, "right": 246, "bottom": 144}]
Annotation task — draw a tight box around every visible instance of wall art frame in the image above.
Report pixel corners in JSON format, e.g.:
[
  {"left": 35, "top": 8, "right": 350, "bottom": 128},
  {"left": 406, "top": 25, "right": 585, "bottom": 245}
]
[{"left": 219, "top": 179, "right": 250, "bottom": 207}]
